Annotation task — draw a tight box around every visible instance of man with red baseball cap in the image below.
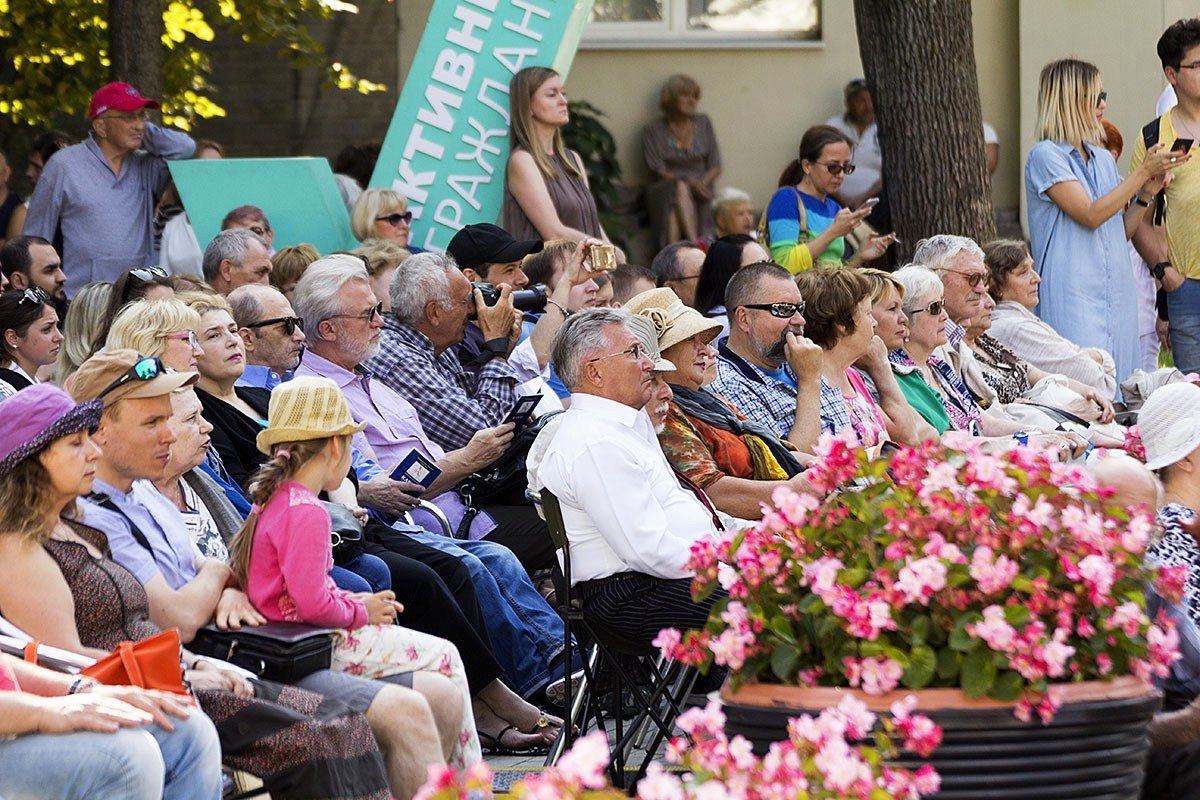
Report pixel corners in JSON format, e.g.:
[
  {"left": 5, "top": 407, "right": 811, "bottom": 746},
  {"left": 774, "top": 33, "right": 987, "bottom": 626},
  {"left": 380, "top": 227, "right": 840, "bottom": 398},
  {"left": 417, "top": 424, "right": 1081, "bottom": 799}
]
[{"left": 23, "top": 81, "right": 195, "bottom": 297}]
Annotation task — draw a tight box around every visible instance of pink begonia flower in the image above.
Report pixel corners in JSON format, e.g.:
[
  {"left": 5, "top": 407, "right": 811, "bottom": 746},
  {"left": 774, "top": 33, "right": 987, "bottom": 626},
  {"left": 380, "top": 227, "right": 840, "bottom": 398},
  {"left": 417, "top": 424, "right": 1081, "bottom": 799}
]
[
  {"left": 804, "top": 557, "right": 845, "bottom": 603},
  {"left": 1105, "top": 601, "right": 1145, "bottom": 637},
  {"left": 555, "top": 730, "right": 610, "bottom": 789},
  {"left": 635, "top": 763, "right": 686, "bottom": 800},
  {"left": 1096, "top": 653, "right": 1113, "bottom": 675},
  {"left": 652, "top": 628, "right": 681, "bottom": 657},
  {"left": 412, "top": 765, "right": 458, "bottom": 800},
  {"left": 1156, "top": 563, "right": 1190, "bottom": 604},
  {"left": 676, "top": 700, "right": 726, "bottom": 739},
  {"left": 835, "top": 693, "right": 877, "bottom": 739},
  {"left": 913, "top": 763, "right": 942, "bottom": 793},
  {"left": 772, "top": 483, "right": 820, "bottom": 527},
  {"left": 970, "top": 605, "right": 1017, "bottom": 652},
  {"left": 1041, "top": 629, "right": 1075, "bottom": 678},
  {"left": 1148, "top": 621, "right": 1182, "bottom": 677},
  {"left": 858, "top": 656, "right": 903, "bottom": 695},
  {"left": 813, "top": 737, "right": 873, "bottom": 793},
  {"left": 896, "top": 555, "right": 948, "bottom": 605},
  {"left": 969, "top": 546, "right": 1019, "bottom": 594},
  {"left": 1077, "top": 554, "right": 1116, "bottom": 600},
  {"left": 1122, "top": 514, "right": 1152, "bottom": 554}
]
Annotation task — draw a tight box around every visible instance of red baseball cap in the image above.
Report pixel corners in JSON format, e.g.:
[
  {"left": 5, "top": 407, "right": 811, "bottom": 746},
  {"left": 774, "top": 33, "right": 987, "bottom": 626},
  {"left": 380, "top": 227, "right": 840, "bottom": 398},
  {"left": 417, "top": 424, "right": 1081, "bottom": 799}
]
[{"left": 88, "top": 82, "right": 160, "bottom": 121}]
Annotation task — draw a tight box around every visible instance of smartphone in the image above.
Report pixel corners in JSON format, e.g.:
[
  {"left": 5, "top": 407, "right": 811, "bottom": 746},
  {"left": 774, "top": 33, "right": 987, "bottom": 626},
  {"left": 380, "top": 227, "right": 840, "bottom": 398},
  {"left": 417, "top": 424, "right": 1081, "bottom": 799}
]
[
  {"left": 389, "top": 450, "right": 442, "bottom": 490},
  {"left": 859, "top": 197, "right": 881, "bottom": 211},
  {"left": 1171, "top": 138, "right": 1194, "bottom": 153}
]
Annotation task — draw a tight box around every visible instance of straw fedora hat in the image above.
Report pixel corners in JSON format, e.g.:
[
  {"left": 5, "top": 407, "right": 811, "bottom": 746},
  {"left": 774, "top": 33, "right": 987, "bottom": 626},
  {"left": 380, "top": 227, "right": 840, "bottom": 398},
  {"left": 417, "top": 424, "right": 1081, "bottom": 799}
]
[
  {"left": 622, "top": 287, "right": 723, "bottom": 353},
  {"left": 257, "top": 376, "right": 367, "bottom": 454}
]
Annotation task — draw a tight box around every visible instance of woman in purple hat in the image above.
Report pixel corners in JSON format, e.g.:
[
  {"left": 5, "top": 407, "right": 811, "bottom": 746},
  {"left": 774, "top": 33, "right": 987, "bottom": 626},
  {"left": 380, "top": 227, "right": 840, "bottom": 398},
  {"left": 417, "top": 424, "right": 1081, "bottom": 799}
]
[{"left": 0, "top": 383, "right": 409, "bottom": 800}]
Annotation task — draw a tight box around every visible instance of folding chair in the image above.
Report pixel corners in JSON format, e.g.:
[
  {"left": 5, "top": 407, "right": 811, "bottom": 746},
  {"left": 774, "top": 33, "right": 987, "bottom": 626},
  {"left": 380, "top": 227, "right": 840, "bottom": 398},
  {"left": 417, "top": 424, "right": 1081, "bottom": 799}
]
[{"left": 538, "top": 489, "right": 697, "bottom": 790}]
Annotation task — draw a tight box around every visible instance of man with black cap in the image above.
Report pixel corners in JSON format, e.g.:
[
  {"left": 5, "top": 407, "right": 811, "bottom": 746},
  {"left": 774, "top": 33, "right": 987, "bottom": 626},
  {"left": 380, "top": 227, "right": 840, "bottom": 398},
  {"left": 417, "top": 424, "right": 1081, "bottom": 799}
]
[
  {"left": 24, "top": 82, "right": 195, "bottom": 296},
  {"left": 446, "top": 222, "right": 543, "bottom": 378}
]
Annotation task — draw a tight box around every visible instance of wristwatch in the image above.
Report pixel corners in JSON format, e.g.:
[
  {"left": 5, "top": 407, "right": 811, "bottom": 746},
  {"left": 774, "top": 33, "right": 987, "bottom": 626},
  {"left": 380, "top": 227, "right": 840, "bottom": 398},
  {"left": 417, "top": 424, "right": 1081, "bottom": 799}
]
[
  {"left": 67, "top": 676, "right": 97, "bottom": 694},
  {"left": 1134, "top": 194, "right": 1152, "bottom": 207},
  {"left": 1152, "top": 261, "right": 1170, "bottom": 281}
]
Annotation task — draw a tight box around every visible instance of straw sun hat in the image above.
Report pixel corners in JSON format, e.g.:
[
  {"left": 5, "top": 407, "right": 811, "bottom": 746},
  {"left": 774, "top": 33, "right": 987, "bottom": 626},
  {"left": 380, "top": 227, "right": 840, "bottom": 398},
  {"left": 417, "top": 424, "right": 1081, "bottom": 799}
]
[
  {"left": 622, "top": 287, "right": 723, "bottom": 353},
  {"left": 1138, "top": 381, "right": 1200, "bottom": 471},
  {"left": 257, "top": 376, "right": 367, "bottom": 454}
]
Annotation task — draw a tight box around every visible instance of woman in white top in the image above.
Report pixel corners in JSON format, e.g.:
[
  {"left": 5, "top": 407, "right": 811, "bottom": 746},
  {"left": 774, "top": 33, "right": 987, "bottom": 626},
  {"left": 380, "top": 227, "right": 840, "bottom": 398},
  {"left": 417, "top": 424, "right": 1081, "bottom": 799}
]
[{"left": 0, "top": 287, "right": 63, "bottom": 400}]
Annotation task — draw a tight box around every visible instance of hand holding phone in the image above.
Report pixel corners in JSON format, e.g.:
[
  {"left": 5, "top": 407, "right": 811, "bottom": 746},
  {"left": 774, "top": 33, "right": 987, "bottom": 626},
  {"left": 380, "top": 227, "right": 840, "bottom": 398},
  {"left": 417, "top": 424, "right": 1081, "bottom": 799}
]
[
  {"left": 1171, "top": 138, "right": 1194, "bottom": 154},
  {"left": 859, "top": 197, "right": 881, "bottom": 211}
]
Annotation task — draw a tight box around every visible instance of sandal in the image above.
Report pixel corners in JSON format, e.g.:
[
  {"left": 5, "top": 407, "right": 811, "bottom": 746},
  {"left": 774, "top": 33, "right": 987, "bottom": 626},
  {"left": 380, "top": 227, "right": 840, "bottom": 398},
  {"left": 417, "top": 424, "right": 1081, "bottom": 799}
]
[{"left": 479, "top": 724, "right": 551, "bottom": 756}]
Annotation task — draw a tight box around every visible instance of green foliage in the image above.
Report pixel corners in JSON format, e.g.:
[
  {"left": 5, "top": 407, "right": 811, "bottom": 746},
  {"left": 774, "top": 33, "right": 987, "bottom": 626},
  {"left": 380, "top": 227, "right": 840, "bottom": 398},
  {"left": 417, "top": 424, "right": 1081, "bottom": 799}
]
[
  {"left": 0, "top": 0, "right": 386, "bottom": 130},
  {"left": 562, "top": 98, "right": 626, "bottom": 246}
]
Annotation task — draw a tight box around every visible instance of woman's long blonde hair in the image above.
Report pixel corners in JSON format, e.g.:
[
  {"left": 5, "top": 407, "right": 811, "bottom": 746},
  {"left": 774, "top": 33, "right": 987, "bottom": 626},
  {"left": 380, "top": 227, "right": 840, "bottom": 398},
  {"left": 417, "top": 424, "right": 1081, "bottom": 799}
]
[
  {"left": 227, "top": 435, "right": 349, "bottom": 584},
  {"left": 1035, "top": 58, "right": 1105, "bottom": 148},
  {"left": 509, "top": 66, "right": 582, "bottom": 182}
]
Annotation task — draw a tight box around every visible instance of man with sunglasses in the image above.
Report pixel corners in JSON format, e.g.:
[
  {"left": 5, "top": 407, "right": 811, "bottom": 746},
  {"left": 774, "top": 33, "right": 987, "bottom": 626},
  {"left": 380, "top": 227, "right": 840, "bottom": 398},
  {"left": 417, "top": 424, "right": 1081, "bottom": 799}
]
[
  {"left": 202, "top": 228, "right": 273, "bottom": 296},
  {"left": 710, "top": 261, "right": 824, "bottom": 454},
  {"left": 23, "top": 82, "right": 195, "bottom": 297},
  {"left": 912, "top": 234, "right": 991, "bottom": 377},
  {"left": 228, "top": 284, "right": 305, "bottom": 391}
]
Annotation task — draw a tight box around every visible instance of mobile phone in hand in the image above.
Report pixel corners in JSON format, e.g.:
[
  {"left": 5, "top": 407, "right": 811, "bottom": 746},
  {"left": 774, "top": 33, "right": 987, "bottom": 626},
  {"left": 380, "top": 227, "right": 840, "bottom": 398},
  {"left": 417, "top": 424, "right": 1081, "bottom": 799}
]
[
  {"left": 1170, "top": 138, "right": 1194, "bottom": 153},
  {"left": 859, "top": 197, "right": 880, "bottom": 211}
]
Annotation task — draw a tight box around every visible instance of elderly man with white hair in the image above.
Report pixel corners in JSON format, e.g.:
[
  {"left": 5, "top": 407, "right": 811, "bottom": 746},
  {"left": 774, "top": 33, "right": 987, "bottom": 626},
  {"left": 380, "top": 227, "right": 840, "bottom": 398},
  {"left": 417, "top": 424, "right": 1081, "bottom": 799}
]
[
  {"left": 539, "top": 307, "right": 727, "bottom": 646},
  {"left": 365, "top": 250, "right": 521, "bottom": 452}
]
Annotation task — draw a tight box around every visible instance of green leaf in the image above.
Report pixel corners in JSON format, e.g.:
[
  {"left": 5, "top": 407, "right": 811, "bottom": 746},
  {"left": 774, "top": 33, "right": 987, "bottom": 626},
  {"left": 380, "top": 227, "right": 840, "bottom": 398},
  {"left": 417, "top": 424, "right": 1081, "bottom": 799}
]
[
  {"left": 1003, "top": 605, "right": 1031, "bottom": 626},
  {"left": 949, "top": 619, "right": 977, "bottom": 652},
  {"left": 937, "top": 648, "right": 961, "bottom": 680},
  {"left": 902, "top": 645, "right": 936, "bottom": 690},
  {"left": 769, "top": 615, "right": 795, "bottom": 644},
  {"left": 839, "top": 568, "right": 869, "bottom": 588},
  {"left": 771, "top": 644, "right": 799, "bottom": 680},
  {"left": 991, "top": 670, "right": 1024, "bottom": 702},
  {"left": 797, "top": 592, "right": 823, "bottom": 614},
  {"left": 907, "top": 615, "right": 931, "bottom": 645},
  {"left": 962, "top": 648, "right": 997, "bottom": 697}
]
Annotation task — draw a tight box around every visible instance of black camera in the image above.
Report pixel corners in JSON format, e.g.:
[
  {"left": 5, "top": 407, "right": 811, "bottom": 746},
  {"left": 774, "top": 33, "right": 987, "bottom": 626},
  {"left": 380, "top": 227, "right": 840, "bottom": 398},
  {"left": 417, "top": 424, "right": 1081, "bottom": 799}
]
[{"left": 471, "top": 282, "right": 548, "bottom": 313}]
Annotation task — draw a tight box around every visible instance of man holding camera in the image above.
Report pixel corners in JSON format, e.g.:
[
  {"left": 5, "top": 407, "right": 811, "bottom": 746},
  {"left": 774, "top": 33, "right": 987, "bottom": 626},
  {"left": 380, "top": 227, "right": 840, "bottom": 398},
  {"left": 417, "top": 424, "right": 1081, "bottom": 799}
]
[{"left": 365, "top": 251, "right": 521, "bottom": 452}]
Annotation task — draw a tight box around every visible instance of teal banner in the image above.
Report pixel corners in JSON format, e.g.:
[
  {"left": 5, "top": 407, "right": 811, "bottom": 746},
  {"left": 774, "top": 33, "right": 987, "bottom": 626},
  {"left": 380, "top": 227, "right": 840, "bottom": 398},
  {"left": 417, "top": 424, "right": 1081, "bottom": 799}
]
[{"left": 370, "top": 0, "right": 593, "bottom": 251}]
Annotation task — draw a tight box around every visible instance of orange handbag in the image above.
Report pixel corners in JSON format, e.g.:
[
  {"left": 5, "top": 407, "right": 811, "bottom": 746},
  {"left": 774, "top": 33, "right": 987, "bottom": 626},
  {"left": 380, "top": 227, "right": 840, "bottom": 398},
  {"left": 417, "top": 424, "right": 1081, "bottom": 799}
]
[{"left": 79, "top": 628, "right": 190, "bottom": 696}]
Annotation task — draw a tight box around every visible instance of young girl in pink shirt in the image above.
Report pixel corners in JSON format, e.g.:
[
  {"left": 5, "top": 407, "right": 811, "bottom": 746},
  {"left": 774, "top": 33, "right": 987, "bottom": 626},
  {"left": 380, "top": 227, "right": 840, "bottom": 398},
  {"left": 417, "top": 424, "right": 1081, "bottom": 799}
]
[{"left": 230, "top": 376, "right": 481, "bottom": 768}]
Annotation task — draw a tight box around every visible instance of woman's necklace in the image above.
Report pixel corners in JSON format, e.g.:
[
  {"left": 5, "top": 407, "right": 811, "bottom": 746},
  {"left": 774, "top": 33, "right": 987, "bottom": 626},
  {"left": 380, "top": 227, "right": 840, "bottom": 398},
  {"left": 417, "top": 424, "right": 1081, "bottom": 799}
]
[{"left": 668, "top": 117, "right": 694, "bottom": 150}]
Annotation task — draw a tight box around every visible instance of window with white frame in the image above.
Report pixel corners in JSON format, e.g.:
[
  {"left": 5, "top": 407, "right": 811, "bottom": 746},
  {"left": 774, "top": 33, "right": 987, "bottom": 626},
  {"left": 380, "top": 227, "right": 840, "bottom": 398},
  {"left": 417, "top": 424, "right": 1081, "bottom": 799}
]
[{"left": 583, "top": 0, "right": 821, "bottom": 48}]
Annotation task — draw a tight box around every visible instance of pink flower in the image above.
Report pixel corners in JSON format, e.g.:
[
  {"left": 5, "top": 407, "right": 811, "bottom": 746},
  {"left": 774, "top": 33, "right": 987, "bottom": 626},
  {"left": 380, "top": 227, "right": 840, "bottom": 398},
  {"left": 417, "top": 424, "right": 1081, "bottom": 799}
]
[
  {"left": 890, "top": 694, "right": 943, "bottom": 757},
  {"left": 1041, "top": 630, "right": 1075, "bottom": 679},
  {"left": 848, "top": 656, "right": 903, "bottom": 695},
  {"left": 804, "top": 557, "right": 845, "bottom": 603},
  {"left": 1104, "top": 601, "right": 1144, "bottom": 637},
  {"left": 652, "top": 628, "right": 682, "bottom": 658},
  {"left": 835, "top": 693, "right": 877, "bottom": 739},
  {"left": 1156, "top": 563, "right": 1190, "bottom": 604},
  {"left": 636, "top": 763, "right": 686, "bottom": 799},
  {"left": 913, "top": 763, "right": 942, "bottom": 794},
  {"left": 969, "top": 546, "right": 1019, "bottom": 594},
  {"left": 1074, "top": 553, "right": 1116, "bottom": 601},
  {"left": 555, "top": 730, "right": 610, "bottom": 789},
  {"left": 675, "top": 700, "right": 726, "bottom": 739},
  {"left": 813, "top": 737, "right": 873, "bottom": 793},
  {"left": 896, "top": 555, "right": 948, "bottom": 605},
  {"left": 969, "top": 605, "right": 1016, "bottom": 652}
]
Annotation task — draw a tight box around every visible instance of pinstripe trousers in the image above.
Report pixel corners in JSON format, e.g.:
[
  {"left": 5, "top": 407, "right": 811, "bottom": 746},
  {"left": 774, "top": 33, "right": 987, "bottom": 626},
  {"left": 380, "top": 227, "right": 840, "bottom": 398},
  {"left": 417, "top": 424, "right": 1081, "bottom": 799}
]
[{"left": 577, "top": 572, "right": 727, "bottom": 647}]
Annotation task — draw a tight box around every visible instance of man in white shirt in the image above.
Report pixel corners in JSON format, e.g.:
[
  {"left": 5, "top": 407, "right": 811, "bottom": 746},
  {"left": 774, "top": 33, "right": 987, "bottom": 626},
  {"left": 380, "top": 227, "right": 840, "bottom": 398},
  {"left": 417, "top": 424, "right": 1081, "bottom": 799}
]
[
  {"left": 538, "top": 307, "right": 725, "bottom": 646},
  {"left": 825, "top": 78, "right": 883, "bottom": 211}
]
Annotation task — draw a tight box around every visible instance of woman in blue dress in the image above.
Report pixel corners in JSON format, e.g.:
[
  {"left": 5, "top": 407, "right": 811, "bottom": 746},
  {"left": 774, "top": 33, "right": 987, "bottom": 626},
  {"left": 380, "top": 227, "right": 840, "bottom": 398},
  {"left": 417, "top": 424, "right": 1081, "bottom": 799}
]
[{"left": 1025, "top": 58, "right": 1181, "bottom": 385}]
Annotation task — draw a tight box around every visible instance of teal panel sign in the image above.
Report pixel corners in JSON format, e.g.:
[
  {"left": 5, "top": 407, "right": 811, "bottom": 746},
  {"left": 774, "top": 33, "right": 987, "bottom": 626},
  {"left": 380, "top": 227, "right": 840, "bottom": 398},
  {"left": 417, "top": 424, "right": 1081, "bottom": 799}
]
[
  {"left": 169, "top": 157, "right": 359, "bottom": 255},
  {"left": 370, "top": 0, "right": 594, "bottom": 252}
]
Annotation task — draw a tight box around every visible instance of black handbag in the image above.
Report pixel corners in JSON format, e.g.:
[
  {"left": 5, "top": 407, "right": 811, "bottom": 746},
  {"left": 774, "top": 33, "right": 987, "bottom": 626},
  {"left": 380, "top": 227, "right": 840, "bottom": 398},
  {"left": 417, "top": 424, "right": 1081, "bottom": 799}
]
[
  {"left": 190, "top": 621, "right": 336, "bottom": 683},
  {"left": 455, "top": 411, "right": 562, "bottom": 537}
]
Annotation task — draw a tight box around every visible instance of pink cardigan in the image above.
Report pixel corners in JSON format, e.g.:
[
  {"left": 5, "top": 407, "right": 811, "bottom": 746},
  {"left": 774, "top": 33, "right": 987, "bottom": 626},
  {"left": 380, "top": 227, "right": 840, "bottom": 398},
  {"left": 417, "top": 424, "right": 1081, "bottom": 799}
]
[{"left": 245, "top": 482, "right": 367, "bottom": 629}]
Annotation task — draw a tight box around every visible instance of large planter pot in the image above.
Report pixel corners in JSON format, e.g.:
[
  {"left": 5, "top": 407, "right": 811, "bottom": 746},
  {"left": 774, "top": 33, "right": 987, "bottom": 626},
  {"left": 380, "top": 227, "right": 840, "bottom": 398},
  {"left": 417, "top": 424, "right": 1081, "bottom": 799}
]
[{"left": 720, "top": 677, "right": 1160, "bottom": 800}]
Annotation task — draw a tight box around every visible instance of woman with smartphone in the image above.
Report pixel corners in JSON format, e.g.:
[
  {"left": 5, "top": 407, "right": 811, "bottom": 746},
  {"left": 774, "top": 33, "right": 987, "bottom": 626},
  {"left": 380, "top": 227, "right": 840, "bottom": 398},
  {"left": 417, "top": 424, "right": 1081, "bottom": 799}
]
[
  {"left": 764, "top": 124, "right": 895, "bottom": 274},
  {"left": 1025, "top": 58, "right": 1182, "bottom": 386}
]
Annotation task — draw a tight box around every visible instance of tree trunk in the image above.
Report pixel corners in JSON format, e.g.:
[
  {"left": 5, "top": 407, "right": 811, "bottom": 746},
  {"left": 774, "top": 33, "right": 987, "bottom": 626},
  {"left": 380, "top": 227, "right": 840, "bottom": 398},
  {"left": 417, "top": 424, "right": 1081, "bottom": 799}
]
[
  {"left": 108, "top": 0, "right": 164, "bottom": 102},
  {"left": 853, "top": 0, "right": 995, "bottom": 260}
]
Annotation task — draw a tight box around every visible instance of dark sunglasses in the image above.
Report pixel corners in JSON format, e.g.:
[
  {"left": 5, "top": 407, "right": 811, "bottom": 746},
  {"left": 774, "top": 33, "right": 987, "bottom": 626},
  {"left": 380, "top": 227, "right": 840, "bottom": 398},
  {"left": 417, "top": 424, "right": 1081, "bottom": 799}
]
[
  {"left": 909, "top": 299, "right": 946, "bottom": 316},
  {"left": 1097, "top": 90, "right": 1107, "bottom": 106},
  {"left": 941, "top": 267, "right": 987, "bottom": 288},
  {"left": 248, "top": 225, "right": 272, "bottom": 238},
  {"left": 740, "top": 301, "right": 806, "bottom": 318},
  {"left": 97, "top": 356, "right": 164, "bottom": 401},
  {"left": 246, "top": 316, "right": 304, "bottom": 336},
  {"left": 17, "top": 286, "right": 48, "bottom": 306},
  {"left": 817, "top": 162, "right": 856, "bottom": 176},
  {"left": 375, "top": 211, "right": 413, "bottom": 227},
  {"left": 129, "top": 266, "right": 168, "bottom": 284}
]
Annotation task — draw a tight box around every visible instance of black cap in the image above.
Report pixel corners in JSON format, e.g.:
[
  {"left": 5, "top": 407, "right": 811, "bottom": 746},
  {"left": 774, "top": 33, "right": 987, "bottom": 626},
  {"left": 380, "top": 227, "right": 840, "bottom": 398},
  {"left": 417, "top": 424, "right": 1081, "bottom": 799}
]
[{"left": 447, "top": 223, "right": 543, "bottom": 271}]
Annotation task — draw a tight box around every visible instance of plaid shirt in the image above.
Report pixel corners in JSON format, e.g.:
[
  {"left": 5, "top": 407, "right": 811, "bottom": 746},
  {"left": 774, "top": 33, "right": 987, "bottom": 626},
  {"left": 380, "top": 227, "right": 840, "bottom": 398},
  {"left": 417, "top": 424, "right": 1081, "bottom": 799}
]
[
  {"left": 710, "top": 336, "right": 800, "bottom": 440},
  {"left": 364, "top": 317, "right": 519, "bottom": 452}
]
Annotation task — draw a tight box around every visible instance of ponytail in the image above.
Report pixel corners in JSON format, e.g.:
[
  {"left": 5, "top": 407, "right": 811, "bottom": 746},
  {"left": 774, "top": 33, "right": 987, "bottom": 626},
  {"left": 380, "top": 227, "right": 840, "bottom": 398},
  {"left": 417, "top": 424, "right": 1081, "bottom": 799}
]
[{"left": 227, "top": 437, "right": 337, "bottom": 585}]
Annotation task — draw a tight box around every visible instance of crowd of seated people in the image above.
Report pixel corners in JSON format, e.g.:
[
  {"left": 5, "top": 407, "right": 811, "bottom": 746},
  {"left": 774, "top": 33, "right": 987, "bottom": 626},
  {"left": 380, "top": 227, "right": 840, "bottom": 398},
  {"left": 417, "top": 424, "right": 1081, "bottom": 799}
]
[{"left": 6, "top": 28, "right": 1200, "bottom": 796}]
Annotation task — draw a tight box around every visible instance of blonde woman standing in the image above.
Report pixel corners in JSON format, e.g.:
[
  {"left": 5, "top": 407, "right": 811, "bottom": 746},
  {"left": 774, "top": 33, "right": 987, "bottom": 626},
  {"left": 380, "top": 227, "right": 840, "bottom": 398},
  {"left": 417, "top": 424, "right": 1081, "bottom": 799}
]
[
  {"left": 503, "top": 66, "right": 617, "bottom": 254},
  {"left": 1025, "top": 58, "right": 1180, "bottom": 385}
]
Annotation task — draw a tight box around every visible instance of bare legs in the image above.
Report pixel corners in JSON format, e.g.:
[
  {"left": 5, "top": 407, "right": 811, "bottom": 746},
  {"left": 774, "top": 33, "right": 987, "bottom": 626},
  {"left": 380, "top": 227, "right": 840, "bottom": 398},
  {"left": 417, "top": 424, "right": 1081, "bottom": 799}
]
[{"left": 365, "top": 677, "right": 462, "bottom": 799}]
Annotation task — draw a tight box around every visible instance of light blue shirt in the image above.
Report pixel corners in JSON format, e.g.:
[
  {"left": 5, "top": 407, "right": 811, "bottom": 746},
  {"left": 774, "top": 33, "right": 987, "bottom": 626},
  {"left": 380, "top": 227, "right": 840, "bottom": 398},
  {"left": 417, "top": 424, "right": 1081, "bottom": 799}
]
[
  {"left": 1025, "top": 139, "right": 1138, "bottom": 386},
  {"left": 236, "top": 364, "right": 286, "bottom": 391},
  {"left": 79, "top": 477, "right": 201, "bottom": 589}
]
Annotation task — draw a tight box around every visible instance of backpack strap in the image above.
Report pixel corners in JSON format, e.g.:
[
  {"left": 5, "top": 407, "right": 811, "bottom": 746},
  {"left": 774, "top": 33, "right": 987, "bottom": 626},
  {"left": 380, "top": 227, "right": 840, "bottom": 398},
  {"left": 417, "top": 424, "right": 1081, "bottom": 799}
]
[
  {"left": 1142, "top": 117, "right": 1167, "bottom": 226},
  {"left": 757, "top": 186, "right": 812, "bottom": 251}
]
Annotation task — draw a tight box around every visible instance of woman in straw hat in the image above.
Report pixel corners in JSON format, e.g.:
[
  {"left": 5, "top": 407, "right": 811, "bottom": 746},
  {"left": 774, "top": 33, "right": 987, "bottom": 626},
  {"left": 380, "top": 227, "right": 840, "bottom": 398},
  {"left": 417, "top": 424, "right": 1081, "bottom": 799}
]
[
  {"left": 229, "top": 376, "right": 484, "bottom": 767},
  {"left": 0, "top": 382, "right": 400, "bottom": 799},
  {"left": 624, "top": 287, "right": 815, "bottom": 520}
]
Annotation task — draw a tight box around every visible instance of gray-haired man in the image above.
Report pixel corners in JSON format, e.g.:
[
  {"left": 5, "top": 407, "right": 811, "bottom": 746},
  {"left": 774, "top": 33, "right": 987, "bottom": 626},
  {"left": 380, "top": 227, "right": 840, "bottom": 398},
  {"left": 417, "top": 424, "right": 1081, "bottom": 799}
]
[{"left": 203, "top": 228, "right": 272, "bottom": 296}]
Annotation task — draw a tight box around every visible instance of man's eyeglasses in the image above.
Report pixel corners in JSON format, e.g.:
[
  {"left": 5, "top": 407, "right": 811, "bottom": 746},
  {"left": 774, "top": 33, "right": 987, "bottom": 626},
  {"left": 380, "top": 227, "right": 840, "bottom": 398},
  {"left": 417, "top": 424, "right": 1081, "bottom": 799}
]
[
  {"left": 1177, "top": 61, "right": 1200, "bottom": 71},
  {"left": 588, "top": 342, "right": 648, "bottom": 364},
  {"left": 162, "top": 331, "right": 200, "bottom": 349},
  {"left": 97, "top": 356, "right": 164, "bottom": 401},
  {"left": 248, "top": 225, "right": 272, "bottom": 238},
  {"left": 1097, "top": 90, "right": 1108, "bottom": 106},
  {"left": 740, "top": 301, "right": 806, "bottom": 319},
  {"left": 375, "top": 211, "right": 413, "bottom": 227},
  {"left": 941, "top": 267, "right": 987, "bottom": 288},
  {"left": 909, "top": 299, "right": 945, "bottom": 316},
  {"left": 246, "top": 316, "right": 304, "bottom": 336},
  {"left": 17, "top": 286, "right": 48, "bottom": 306},
  {"left": 817, "top": 162, "right": 856, "bottom": 176},
  {"left": 129, "top": 266, "right": 168, "bottom": 284},
  {"left": 328, "top": 303, "right": 383, "bottom": 324}
]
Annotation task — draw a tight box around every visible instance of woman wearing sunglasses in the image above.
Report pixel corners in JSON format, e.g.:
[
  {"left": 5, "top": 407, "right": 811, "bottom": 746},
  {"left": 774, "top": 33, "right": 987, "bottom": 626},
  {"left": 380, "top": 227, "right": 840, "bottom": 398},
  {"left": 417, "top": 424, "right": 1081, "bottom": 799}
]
[
  {"left": 106, "top": 298, "right": 205, "bottom": 372},
  {"left": 350, "top": 188, "right": 424, "bottom": 253},
  {"left": 764, "top": 124, "right": 895, "bottom": 274},
  {"left": 0, "top": 287, "right": 63, "bottom": 400},
  {"left": 1026, "top": 58, "right": 1182, "bottom": 387}
]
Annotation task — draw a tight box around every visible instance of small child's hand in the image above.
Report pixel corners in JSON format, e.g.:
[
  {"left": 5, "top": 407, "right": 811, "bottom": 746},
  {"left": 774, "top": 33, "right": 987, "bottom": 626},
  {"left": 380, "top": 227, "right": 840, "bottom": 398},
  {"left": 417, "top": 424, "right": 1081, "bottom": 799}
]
[{"left": 363, "top": 590, "right": 403, "bottom": 625}]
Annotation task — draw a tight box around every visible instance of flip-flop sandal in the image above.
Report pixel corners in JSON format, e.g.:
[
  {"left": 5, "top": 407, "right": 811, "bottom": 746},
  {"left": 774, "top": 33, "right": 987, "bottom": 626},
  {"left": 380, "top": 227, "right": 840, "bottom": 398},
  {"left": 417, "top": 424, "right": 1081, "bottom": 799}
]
[{"left": 479, "top": 724, "right": 550, "bottom": 756}]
